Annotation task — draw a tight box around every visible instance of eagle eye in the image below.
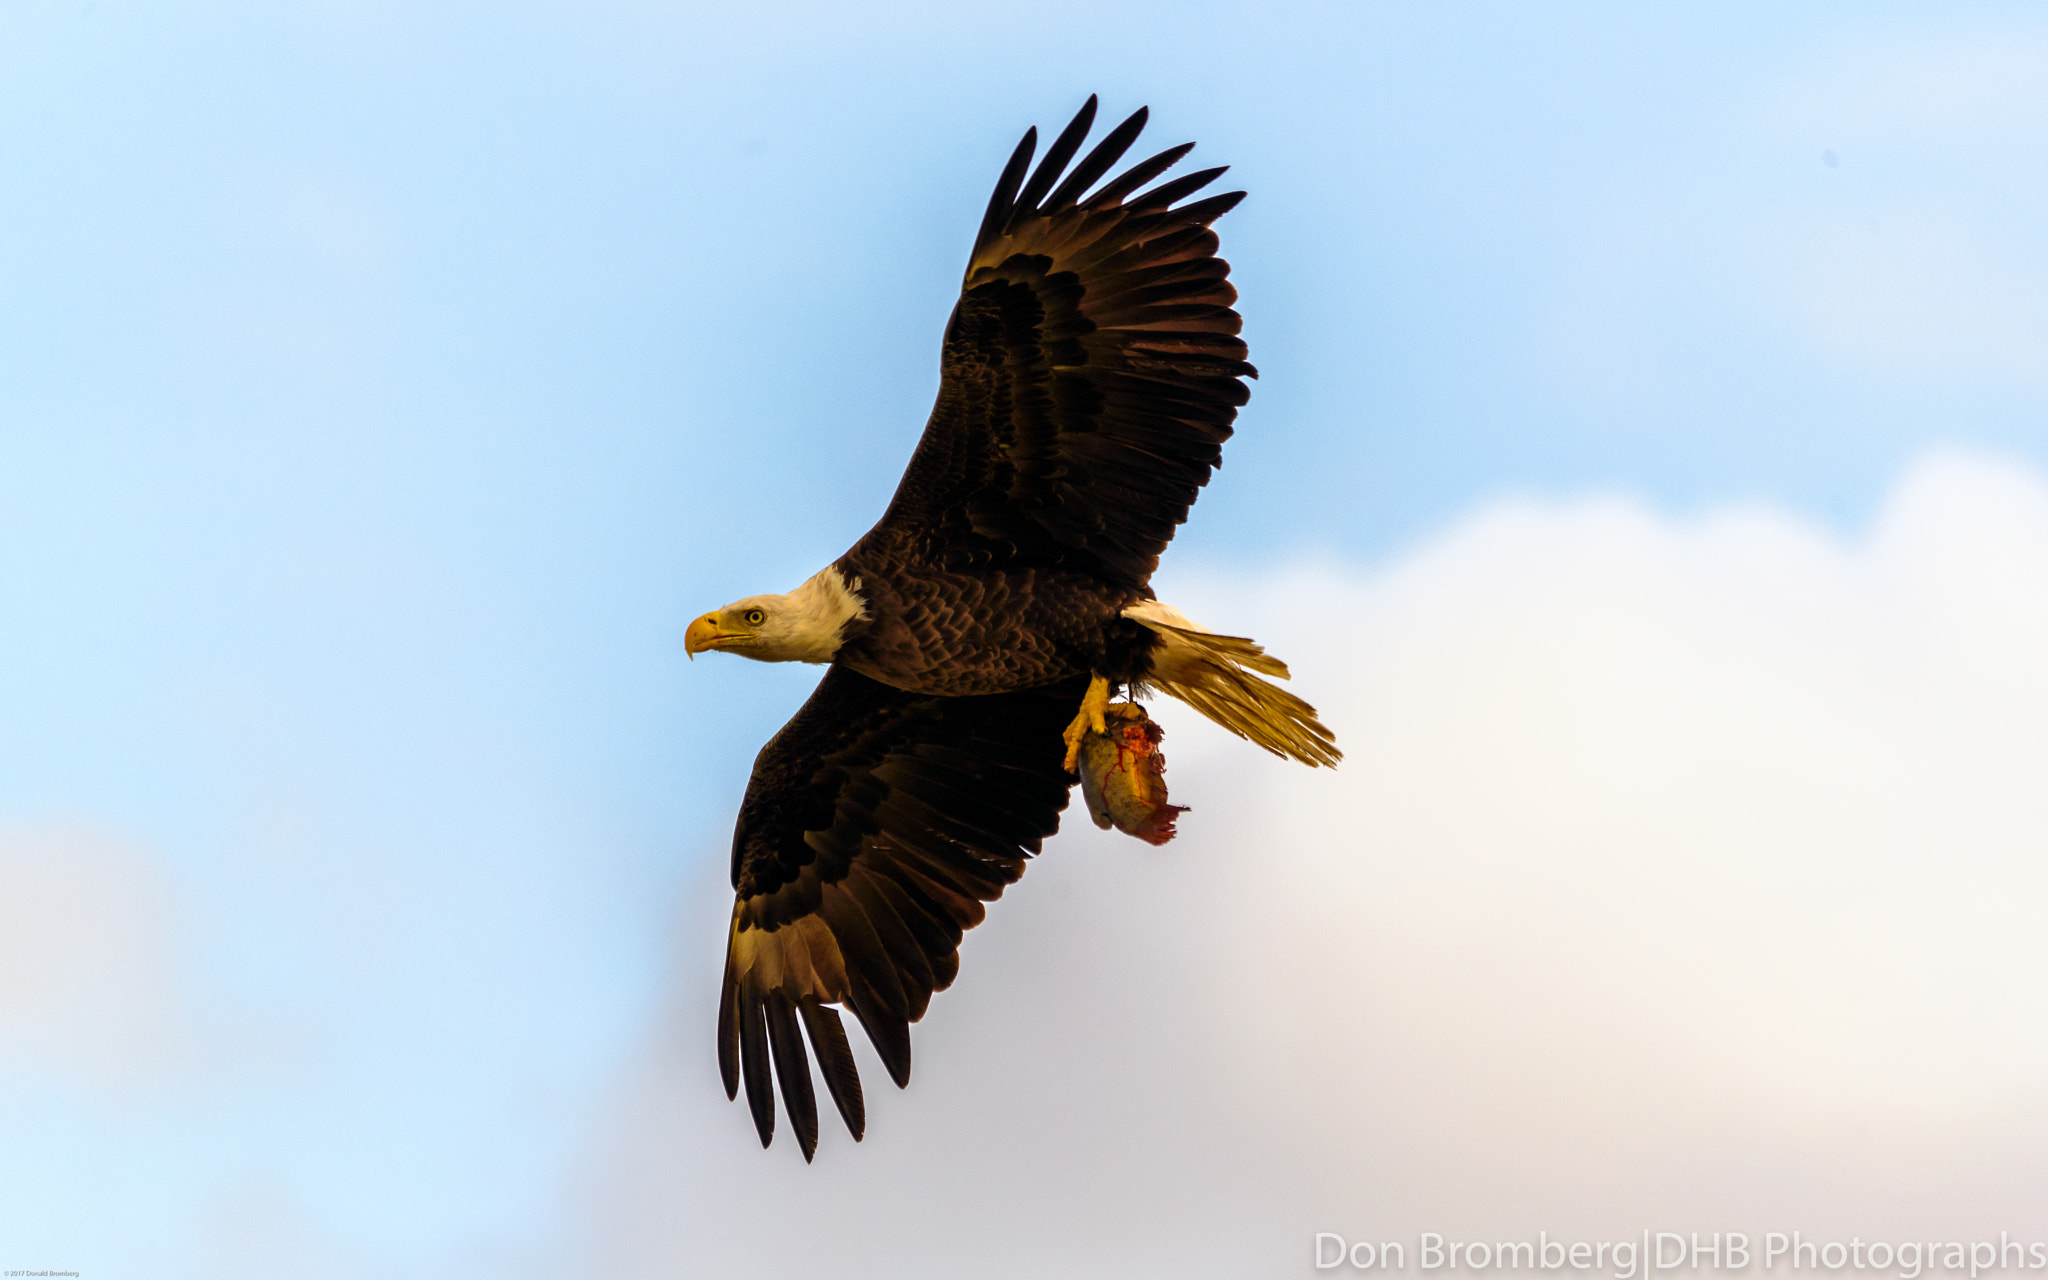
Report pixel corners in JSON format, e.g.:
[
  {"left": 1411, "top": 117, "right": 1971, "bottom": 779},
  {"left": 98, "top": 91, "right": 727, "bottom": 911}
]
[{"left": 743, "top": 608, "right": 766, "bottom": 626}]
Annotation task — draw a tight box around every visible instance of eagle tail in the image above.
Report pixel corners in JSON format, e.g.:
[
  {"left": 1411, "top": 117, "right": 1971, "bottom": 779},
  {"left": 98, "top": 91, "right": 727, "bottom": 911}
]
[{"left": 1123, "top": 601, "right": 1341, "bottom": 768}]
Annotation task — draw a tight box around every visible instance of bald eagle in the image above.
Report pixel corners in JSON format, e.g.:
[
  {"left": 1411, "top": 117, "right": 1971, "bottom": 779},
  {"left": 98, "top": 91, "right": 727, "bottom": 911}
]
[{"left": 688, "top": 97, "right": 1339, "bottom": 1160}]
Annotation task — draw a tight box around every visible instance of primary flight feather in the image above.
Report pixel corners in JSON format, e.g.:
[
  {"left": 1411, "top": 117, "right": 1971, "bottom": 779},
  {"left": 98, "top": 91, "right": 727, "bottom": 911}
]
[{"left": 688, "top": 96, "right": 1339, "bottom": 1161}]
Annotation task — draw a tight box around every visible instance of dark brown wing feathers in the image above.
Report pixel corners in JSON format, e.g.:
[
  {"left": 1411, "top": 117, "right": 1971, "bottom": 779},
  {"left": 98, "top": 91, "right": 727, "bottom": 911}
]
[
  {"left": 1088, "top": 141, "right": 1194, "bottom": 208},
  {"left": 1011, "top": 94, "right": 1096, "bottom": 216},
  {"left": 718, "top": 98, "right": 1251, "bottom": 1158},
  {"left": 797, "top": 999, "right": 865, "bottom": 1140},
  {"left": 764, "top": 992, "right": 818, "bottom": 1159},
  {"left": 853, "top": 97, "right": 1256, "bottom": 591},
  {"left": 719, "top": 665, "right": 1085, "bottom": 1158},
  {"left": 1043, "top": 104, "right": 1147, "bottom": 212}
]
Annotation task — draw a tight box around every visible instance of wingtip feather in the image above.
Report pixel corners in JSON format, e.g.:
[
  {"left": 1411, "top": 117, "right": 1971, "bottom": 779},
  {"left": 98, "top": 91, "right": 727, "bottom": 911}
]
[
  {"left": 765, "top": 992, "right": 820, "bottom": 1161},
  {"left": 737, "top": 992, "right": 775, "bottom": 1148},
  {"left": 974, "top": 125, "right": 1038, "bottom": 256},
  {"left": 800, "top": 1000, "right": 867, "bottom": 1141},
  {"left": 1046, "top": 104, "right": 1148, "bottom": 210},
  {"left": 1012, "top": 95, "right": 1099, "bottom": 219}
]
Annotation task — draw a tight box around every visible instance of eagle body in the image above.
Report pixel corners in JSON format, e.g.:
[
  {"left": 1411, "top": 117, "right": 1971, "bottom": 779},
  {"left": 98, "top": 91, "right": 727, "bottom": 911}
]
[
  {"left": 830, "top": 555, "right": 1159, "bottom": 698},
  {"left": 687, "top": 97, "right": 1340, "bottom": 1161}
]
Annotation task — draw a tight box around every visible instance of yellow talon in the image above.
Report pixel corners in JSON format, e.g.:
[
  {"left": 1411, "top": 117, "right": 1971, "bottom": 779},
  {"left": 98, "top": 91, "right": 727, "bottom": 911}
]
[{"left": 1061, "top": 674, "right": 1112, "bottom": 773}]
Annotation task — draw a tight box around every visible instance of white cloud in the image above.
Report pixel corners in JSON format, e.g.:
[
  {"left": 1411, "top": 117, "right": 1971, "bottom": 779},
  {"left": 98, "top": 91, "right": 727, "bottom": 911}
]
[
  {"left": 575, "top": 452, "right": 2048, "bottom": 1276},
  {"left": 0, "top": 827, "right": 196, "bottom": 1091}
]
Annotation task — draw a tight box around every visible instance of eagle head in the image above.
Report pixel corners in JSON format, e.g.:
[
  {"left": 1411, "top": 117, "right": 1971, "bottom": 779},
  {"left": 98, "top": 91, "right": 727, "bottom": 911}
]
[{"left": 686, "top": 567, "right": 867, "bottom": 665}]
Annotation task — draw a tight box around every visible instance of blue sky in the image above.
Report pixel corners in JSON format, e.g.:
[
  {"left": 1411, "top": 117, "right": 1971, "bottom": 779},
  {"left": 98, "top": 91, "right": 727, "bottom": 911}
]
[{"left": 4, "top": 3, "right": 2048, "bottom": 1276}]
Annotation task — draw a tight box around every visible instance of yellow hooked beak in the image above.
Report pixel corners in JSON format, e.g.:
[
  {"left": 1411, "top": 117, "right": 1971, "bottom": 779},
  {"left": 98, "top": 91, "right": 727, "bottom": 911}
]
[{"left": 685, "top": 612, "right": 727, "bottom": 659}]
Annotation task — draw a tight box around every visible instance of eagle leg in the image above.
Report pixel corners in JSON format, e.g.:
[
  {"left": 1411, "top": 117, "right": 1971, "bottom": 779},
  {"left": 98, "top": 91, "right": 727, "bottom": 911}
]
[{"left": 1060, "top": 673, "right": 1113, "bottom": 774}]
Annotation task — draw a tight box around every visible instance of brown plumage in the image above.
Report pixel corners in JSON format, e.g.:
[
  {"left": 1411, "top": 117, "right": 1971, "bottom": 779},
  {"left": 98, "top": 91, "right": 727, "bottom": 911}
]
[
  {"left": 695, "top": 97, "right": 1337, "bottom": 1161},
  {"left": 718, "top": 668, "right": 1086, "bottom": 1159},
  {"left": 833, "top": 95, "right": 1255, "bottom": 695}
]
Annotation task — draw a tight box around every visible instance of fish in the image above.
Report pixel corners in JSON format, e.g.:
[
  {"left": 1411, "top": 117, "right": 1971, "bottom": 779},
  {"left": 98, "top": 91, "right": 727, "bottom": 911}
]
[{"left": 1076, "top": 703, "right": 1187, "bottom": 845}]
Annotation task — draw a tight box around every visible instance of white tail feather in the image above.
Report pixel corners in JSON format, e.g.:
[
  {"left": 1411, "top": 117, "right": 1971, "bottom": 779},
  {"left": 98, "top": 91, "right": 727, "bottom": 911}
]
[{"left": 1122, "top": 600, "right": 1341, "bottom": 768}]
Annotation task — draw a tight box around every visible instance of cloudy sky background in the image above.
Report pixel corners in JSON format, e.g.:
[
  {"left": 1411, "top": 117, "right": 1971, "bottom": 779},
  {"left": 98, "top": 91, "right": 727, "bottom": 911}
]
[{"left": 4, "top": 2, "right": 2048, "bottom": 1275}]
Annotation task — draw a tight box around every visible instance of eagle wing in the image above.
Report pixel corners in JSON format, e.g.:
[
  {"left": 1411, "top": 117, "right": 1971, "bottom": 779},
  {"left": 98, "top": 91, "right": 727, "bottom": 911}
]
[
  {"left": 717, "top": 664, "right": 1087, "bottom": 1159},
  {"left": 853, "top": 96, "right": 1256, "bottom": 590}
]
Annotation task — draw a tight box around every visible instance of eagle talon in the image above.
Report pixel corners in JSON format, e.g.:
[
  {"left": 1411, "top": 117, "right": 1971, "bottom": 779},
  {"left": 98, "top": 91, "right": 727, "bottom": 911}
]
[{"left": 1060, "top": 674, "right": 1113, "bottom": 773}]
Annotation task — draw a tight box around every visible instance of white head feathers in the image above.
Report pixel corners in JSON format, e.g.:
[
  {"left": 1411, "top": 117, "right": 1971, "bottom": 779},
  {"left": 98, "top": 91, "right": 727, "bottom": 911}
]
[{"left": 688, "top": 567, "right": 868, "bottom": 665}]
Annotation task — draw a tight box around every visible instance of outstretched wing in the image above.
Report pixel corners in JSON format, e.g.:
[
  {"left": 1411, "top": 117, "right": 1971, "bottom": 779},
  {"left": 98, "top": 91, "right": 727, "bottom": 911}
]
[
  {"left": 852, "top": 95, "right": 1256, "bottom": 591},
  {"left": 717, "top": 664, "right": 1086, "bottom": 1159}
]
